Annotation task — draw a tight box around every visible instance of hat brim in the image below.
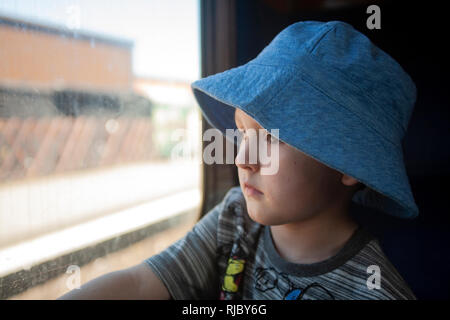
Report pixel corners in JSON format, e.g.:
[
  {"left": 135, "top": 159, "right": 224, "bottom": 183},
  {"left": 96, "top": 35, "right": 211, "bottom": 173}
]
[{"left": 192, "top": 63, "right": 419, "bottom": 219}]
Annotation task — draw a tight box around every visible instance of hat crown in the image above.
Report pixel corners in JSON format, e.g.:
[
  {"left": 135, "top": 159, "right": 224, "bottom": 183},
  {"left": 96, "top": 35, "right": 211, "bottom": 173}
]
[
  {"left": 253, "top": 21, "right": 417, "bottom": 142},
  {"left": 191, "top": 20, "right": 420, "bottom": 218}
]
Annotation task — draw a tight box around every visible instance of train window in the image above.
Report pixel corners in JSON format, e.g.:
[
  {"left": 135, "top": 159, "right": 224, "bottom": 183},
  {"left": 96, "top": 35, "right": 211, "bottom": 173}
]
[{"left": 0, "top": 0, "right": 201, "bottom": 299}]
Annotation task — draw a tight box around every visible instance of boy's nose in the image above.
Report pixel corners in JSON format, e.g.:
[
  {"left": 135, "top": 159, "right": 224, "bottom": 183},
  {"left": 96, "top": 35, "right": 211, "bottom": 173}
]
[{"left": 235, "top": 136, "right": 260, "bottom": 172}]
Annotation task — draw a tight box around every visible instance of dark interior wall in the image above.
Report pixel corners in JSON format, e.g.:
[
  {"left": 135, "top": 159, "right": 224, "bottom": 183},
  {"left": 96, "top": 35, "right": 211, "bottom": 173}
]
[
  {"left": 235, "top": 0, "right": 449, "bottom": 177},
  {"left": 232, "top": 0, "right": 450, "bottom": 299},
  {"left": 199, "top": 0, "right": 240, "bottom": 217}
]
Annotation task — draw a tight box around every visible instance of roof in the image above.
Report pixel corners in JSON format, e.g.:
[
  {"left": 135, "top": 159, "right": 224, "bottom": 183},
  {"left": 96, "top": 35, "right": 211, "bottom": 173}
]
[{"left": 0, "top": 15, "right": 134, "bottom": 49}]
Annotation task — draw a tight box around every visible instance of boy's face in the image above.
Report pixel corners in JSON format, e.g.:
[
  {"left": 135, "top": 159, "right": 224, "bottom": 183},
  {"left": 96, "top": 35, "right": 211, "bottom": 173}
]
[{"left": 234, "top": 108, "right": 354, "bottom": 226}]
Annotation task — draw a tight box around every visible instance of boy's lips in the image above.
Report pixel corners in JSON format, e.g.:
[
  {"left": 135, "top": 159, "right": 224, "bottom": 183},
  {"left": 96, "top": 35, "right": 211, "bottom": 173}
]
[{"left": 244, "top": 182, "right": 264, "bottom": 197}]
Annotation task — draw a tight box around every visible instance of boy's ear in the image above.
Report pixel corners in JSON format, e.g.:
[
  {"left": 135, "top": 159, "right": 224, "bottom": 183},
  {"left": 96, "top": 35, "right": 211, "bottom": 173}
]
[{"left": 341, "top": 174, "right": 360, "bottom": 187}]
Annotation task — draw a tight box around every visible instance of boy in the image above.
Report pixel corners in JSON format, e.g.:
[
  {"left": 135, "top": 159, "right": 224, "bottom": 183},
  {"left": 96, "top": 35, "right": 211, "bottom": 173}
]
[{"left": 59, "top": 21, "right": 417, "bottom": 299}]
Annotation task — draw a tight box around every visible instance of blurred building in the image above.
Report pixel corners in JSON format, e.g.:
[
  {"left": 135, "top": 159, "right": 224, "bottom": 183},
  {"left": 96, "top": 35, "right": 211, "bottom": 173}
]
[
  {"left": 0, "top": 15, "right": 159, "bottom": 182},
  {"left": 0, "top": 15, "right": 156, "bottom": 118},
  {"left": 0, "top": 15, "right": 133, "bottom": 91}
]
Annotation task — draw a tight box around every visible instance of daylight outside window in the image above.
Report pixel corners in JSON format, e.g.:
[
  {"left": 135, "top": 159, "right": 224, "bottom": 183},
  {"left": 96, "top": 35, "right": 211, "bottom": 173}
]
[{"left": 0, "top": 0, "right": 201, "bottom": 299}]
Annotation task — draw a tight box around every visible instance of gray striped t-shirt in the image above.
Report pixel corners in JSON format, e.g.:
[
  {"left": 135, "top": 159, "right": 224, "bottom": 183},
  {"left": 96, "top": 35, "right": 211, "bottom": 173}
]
[{"left": 145, "top": 186, "right": 416, "bottom": 300}]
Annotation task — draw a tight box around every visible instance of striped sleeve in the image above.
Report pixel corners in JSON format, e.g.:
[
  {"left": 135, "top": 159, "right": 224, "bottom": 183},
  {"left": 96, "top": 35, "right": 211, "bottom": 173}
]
[
  {"left": 143, "top": 189, "right": 235, "bottom": 299},
  {"left": 362, "top": 240, "right": 417, "bottom": 300},
  {"left": 337, "top": 239, "right": 417, "bottom": 300}
]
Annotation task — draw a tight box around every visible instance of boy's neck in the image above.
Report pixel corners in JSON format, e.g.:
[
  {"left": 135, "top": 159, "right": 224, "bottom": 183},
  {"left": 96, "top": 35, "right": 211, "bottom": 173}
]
[{"left": 269, "top": 206, "right": 358, "bottom": 265}]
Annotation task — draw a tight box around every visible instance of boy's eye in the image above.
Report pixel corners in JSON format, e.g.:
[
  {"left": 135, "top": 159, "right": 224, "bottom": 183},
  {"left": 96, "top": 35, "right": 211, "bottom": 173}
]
[{"left": 237, "top": 129, "right": 278, "bottom": 144}]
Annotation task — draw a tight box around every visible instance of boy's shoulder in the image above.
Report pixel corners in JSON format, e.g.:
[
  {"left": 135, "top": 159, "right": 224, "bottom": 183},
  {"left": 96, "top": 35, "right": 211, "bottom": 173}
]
[
  {"left": 215, "top": 187, "right": 416, "bottom": 300},
  {"left": 215, "top": 186, "right": 251, "bottom": 225},
  {"left": 221, "top": 185, "right": 246, "bottom": 207},
  {"left": 217, "top": 186, "right": 260, "bottom": 229},
  {"left": 338, "top": 231, "right": 417, "bottom": 300},
  {"left": 216, "top": 185, "right": 261, "bottom": 226}
]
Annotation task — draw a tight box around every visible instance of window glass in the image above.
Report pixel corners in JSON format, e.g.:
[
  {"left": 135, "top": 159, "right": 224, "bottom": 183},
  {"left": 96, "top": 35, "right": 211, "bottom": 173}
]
[{"left": 0, "top": 0, "right": 201, "bottom": 299}]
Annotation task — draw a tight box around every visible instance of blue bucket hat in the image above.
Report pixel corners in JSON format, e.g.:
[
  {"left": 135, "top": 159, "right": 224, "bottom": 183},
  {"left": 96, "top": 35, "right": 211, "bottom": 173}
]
[{"left": 191, "top": 20, "right": 419, "bottom": 219}]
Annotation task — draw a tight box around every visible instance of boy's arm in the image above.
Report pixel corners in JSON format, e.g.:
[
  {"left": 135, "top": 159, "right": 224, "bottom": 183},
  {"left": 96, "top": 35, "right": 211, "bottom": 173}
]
[{"left": 57, "top": 262, "right": 170, "bottom": 300}]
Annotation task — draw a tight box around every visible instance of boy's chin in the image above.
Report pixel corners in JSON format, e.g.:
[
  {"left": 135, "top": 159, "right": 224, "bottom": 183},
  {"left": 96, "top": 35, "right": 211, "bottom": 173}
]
[
  {"left": 246, "top": 207, "right": 277, "bottom": 226},
  {"left": 246, "top": 203, "right": 312, "bottom": 226}
]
